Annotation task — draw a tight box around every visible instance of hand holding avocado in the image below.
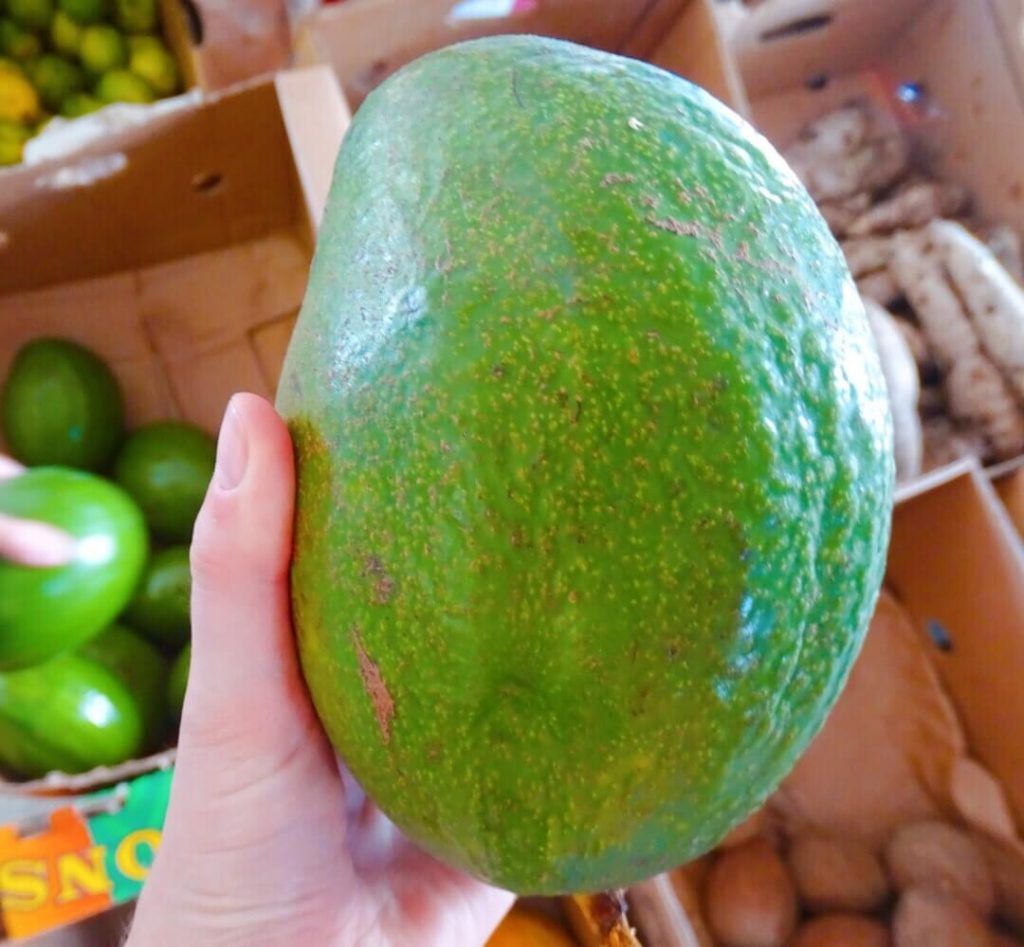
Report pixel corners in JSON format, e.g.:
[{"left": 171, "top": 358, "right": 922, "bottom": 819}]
[{"left": 126, "top": 395, "right": 514, "bottom": 947}]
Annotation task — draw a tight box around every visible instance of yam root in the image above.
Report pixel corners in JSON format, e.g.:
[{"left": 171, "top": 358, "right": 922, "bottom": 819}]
[
  {"left": 820, "top": 193, "right": 872, "bottom": 237},
  {"left": 928, "top": 219, "right": 1024, "bottom": 402},
  {"left": 791, "top": 915, "right": 891, "bottom": 947},
  {"left": 787, "top": 833, "right": 890, "bottom": 913},
  {"left": 788, "top": 133, "right": 910, "bottom": 204},
  {"left": 892, "top": 887, "right": 992, "bottom": 947},
  {"left": 865, "top": 299, "right": 924, "bottom": 481},
  {"left": 704, "top": 838, "right": 797, "bottom": 947},
  {"left": 847, "top": 181, "right": 969, "bottom": 237},
  {"left": 885, "top": 820, "right": 996, "bottom": 917},
  {"left": 945, "top": 355, "right": 1024, "bottom": 461},
  {"left": 858, "top": 270, "right": 901, "bottom": 308}
]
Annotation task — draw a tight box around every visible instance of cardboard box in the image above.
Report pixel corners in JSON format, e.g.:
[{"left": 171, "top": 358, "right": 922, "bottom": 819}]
[
  {"left": 161, "top": 0, "right": 293, "bottom": 93},
  {"left": 290, "top": 0, "right": 729, "bottom": 109}
]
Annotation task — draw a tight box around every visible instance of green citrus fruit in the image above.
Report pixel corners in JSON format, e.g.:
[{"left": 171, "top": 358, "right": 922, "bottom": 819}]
[
  {"left": 0, "top": 652, "right": 146, "bottom": 778},
  {"left": 7, "top": 0, "right": 53, "bottom": 34},
  {"left": 93, "top": 66, "right": 152, "bottom": 103},
  {"left": 113, "top": 421, "right": 215, "bottom": 541},
  {"left": 79, "top": 23, "right": 126, "bottom": 75},
  {"left": 27, "top": 54, "right": 85, "bottom": 112},
  {"left": 50, "top": 9, "right": 83, "bottom": 56},
  {"left": 123, "top": 545, "right": 191, "bottom": 648},
  {"left": 166, "top": 642, "right": 189, "bottom": 719},
  {"left": 112, "top": 0, "right": 155, "bottom": 34},
  {"left": 0, "top": 467, "right": 149, "bottom": 670},
  {"left": 59, "top": 88, "right": 99, "bottom": 115},
  {"left": 127, "top": 36, "right": 175, "bottom": 95},
  {"left": 0, "top": 18, "right": 41, "bottom": 61},
  {"left": 2, "top": 338, "right": 124, "bottom": 470},
  {"left": 58, "top": 0, "right": 109, "bottom": 25},
  {"left": 79, "top": 623, "right": 169, "bottom": 752},
  {"left": 0, "top": 116, "right": 29, "bottom": 164}
]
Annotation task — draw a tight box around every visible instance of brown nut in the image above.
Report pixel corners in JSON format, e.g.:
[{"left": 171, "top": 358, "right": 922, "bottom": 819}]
[
  {"left": 788, "top": 833, "right": 890, "bottom": 912},
  {"left": 705, "top": 838, "right": 798, "bottom": 947},
  {"left": 892, "top": 887, "right": 991, "bottom": 947},
  {"left": 790, "top": 914, "right": 891, "bottom": 947},
  {"left": 886, "top": 821, "right": 996, "bottom": 917}
]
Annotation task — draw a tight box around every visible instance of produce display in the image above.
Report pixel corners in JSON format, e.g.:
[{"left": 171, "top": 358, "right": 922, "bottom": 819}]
[
  {"left": 0, "top": 337, "right": 200, "bottom": 779},
  {"left": 781, "top": 100, "right": 1024, "bottom": 480},
  {"left": 0, "top": 0, "right": 180, "bottom": 165},
  {"left": 277, "top": 36, "right": 892, "bottom": 895}
]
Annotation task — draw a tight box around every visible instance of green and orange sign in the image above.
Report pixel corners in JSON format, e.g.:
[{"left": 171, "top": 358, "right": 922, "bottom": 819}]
[{"left": 0, "top": 768, "right": 171, "bottom": 941}]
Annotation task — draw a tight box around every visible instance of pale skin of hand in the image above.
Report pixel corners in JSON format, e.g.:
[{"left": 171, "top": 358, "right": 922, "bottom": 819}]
[
  {"left": 125, "top": 393, "right": 515, "bottom": 947},
  {"left": 0, "top": 456, "right": 76, "bottom": 568}
]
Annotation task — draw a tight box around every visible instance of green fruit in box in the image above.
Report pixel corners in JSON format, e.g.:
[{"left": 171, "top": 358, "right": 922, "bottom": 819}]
[
  {"left": 7, "top": 0, "right": 52, "bottom": 33},
  {"left": 124, "top": 545, "right": 191, "bottom": 648},
  {"left": 79, "top": 623, "right": 169, "bottom": 751},
  {"left": 112, "top": 0, "right": 155, "bottom": 34},
  {"left": 127, "top": 36, "right": 175, "bottom": 95},
  {"left": 113, "top": 421, "right": 215, "bottom": 542},
  {"left": 1, "top": 337, "right": 124, "bottom": 470},
  {"left": 50, "top": 10, "right": 83, "bottom": 56},
  {"left": 0, "top": 18, "right": 40, "bottom": 61},
  {"left": 276, "top": 36, "right": 893, "bottom": 894},
  {"left": 60, "top": 89, "right": 99, "bottom": 116},
  {"left": 0, "top": 467, "right": 148, "bottom": 670},
  {"left": 58, "top": 0, "right": 107, "bottom": 24},
  {"left": 27, "top": 54, "right": 85, "bottom": 112},
  {"left": 94, "top": 66, "right": 152, "bottom": 103},
  {"left": 0, "top": 116, "right": 29, "bottom": 164},
  {"left": 0, "top": 56, "right": 22, "bottom": 72},
  {"left": 80, "top": 23, "right": 127, "bottom": 75},
  {"left": 167, "top": 642, "right": 189, "bottom": 719},
  {"left": 0, "top": 652, "right": 145, "bottom": 778}
]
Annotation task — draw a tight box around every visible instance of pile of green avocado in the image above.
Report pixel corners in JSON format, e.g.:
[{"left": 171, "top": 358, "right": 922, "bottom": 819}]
[{"left": 0, "top": 337, "right": 202, "bottom": 779}]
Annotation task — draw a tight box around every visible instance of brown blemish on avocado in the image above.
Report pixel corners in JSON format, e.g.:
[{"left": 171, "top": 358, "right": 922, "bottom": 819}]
[
  {"left": 363, "top": 554, "right": 397, "bottom": 604},
  {"left": 352, "top": 625, "right": 395, "bottom": 743}
]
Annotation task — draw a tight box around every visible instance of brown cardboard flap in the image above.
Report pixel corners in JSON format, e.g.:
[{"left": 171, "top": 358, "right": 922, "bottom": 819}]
[
  {"left": 274, "top": 67, "right": 351, "bottom": 232},
  {"left": 0, "top": 74, "right": 341, "bottom": 296},
  {"left": 769, "top": 589, "right": 962, "bottom": 846},
  {"left": 886, "top": 464, "right": 1024, "bottom": 832},
  {"left": 647, "top": 0, "right": 750, "bottom": 115},
  {"left": 293, "top": 0, "right": 694, "bottom": 108}
]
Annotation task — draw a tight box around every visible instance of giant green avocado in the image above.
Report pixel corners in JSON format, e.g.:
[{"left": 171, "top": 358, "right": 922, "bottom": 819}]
[{"left": 276, "top": 36, "right": 893, "bottom": 895}]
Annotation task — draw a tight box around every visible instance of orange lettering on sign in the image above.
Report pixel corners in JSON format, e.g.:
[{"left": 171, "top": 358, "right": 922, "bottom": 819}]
[{"left": 0, "top": 809, "right": 112, "bottom": 940}]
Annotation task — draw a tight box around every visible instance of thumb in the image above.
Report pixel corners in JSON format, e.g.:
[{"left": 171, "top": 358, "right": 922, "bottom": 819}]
[{"left": 182, "top": 392, "right": 321, "bottom": 760}]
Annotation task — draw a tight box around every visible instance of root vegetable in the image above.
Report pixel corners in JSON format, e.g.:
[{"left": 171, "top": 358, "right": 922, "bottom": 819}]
[
  {"left": 705, "top": 838, "right": 798, "bottom": 947},
  {"left": 858, "top": 271, "right": 901, "bottom": 308},
  {"left": 843, "top": 237, "right": 894, "bottom": 278},
  {"left": 847, "top": 182, "right": 969, "bottom": 236},
  {"left": 865, "top": 300, "right": 923, "bottom": 481},
  {"left": 928, "top": 220, "right": 1024, "bottom": 402},
  {"left": 892, "top": 887, "right": 991, "bottom": 947},
  {"left": 791, "top": 914, "right": 891, "bottom": 947},
  {"left": 788, "top": 833, "right": 890, "bottom": 912},
  {"left": 885, "top": 821, "right": 996, "bottom": 917},
  {"left": 945, "top": 355, "right": 1024, "bottom": 461}
]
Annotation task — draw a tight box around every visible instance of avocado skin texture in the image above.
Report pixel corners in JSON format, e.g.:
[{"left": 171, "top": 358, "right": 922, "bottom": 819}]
[{"left": 277, "top": 35, "right": 893, "bottom": 895}]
